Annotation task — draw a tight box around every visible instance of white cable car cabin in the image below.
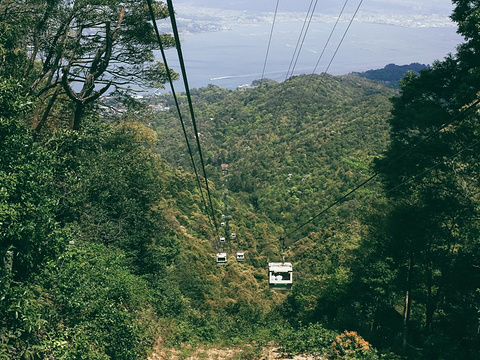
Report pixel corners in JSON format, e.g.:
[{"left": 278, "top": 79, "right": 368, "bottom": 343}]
[
  {"left": 236, "top": 252, "right": 245, "bottom": 261},
  {"left": 268, "top": 262, "right": 293, "bottom": 290},
  {"left": 231, "top": 232, "right": 236, "bottom": 239},
  {"left": 220, "top": 236, "right": 226, "bottom": 243},
  {"left": 216, "top": 252, "right": 227, "bottom": 264}
]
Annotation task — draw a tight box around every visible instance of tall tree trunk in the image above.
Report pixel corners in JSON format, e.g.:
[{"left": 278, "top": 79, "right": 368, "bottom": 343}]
[
  {"left": 425, "top": 259, "right": 435, "bottom": 333},
  {"left": 32, "top": 84, "right": 61, "bottom": 134},
  {"left": 70, "top": 101, "right": 85, "bottom": 130},
  {"left": 402, "top": 255, "right": 413, "bottom": 355}
]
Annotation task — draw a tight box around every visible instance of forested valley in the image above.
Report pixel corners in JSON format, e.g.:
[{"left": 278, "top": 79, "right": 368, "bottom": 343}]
[{"left": 1, "top": 1, "right": 479, "bottom": 359}]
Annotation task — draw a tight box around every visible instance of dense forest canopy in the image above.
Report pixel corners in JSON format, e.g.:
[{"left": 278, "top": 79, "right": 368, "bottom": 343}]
[
  {"left": 151, "top": 74, "right": 395, "bottom": 239},
  {"left": 354, "top": 63, "right": 429, "bottom": 88},
  {"left": 1, "top": 0, "right": 479, "bottom": 359}
]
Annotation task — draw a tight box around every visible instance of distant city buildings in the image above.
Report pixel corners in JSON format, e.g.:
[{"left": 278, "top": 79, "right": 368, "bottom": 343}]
[{"left": 236, "top": 84, "right": 258, "bottom": 91}]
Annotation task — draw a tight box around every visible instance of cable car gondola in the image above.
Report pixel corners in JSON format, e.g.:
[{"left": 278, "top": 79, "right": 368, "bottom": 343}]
[
  {"left": 268, "top": 262, "right": 293, "bottom": 290},
  {"left": 216, "top": 252, "right": 227, "bottom": 265},
  {"left": 236, "top": 252, "right": 245, "bottom": 261}
]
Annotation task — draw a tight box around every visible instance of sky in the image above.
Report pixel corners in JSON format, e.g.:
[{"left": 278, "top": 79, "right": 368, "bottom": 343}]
[
  {"left": 153, "top": 0, "right": 461, "bottom": 90},
  {"left": 171, "top": 0, "right": 456, "bottom": 16},
  {"left": 163, "top": 0, "right": 459, "bottom": 33}
]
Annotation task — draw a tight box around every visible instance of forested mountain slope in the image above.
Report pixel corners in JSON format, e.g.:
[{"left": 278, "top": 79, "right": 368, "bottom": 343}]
[
  {"left": 151, "top": 64, "right": 480, "bottom": 358},
  {"left": 143, "top": 74, "right": 404, "bottom": 357},
  {"left": 354, "top": 63, "right": 429, "bottom": 88},
  {"left": 152, "top": 74, "right": 395, "bottom": 239},
  {"left": 2, "top": 0, "right": 479, "bottom": 358}
]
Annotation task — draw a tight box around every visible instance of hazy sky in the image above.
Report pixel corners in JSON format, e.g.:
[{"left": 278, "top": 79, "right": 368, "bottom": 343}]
[
  {"left": 157, "top": 0, "right": 460, "bottom": 90},
  {"left": 172, "top": 0, "right": 455, "bottom": 16}
]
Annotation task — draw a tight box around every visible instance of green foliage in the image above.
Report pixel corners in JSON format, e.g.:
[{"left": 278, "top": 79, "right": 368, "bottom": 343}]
[
  {"left": 44, "top": 120, "right": 181, "bottom": 275},
  {"left": 0, "top": 19, "right": 29, "bottom": 80},
  {"left": 1, "top": 242, "right": 160, "bottom": 360},
  {"left": 365, "top": 2, "right": 480, "bottom": 357},
  {"left": 152, "top": 74, "right": 394, "bottom": 240},
  {"left": 0, "top": 112, "right": 186, "bottom": 358},
  {"left": 40, "top": 243, "right": 158, "bottom": 360},
  {"left": 355, "top": 63, "right": 428, "bottom": 88},
  {"left": 0, "top": 80, "right": 32, "bottom": 118},
  {"left": 274, "top": 323, "right": 402, "bottom": 359},
  {"left": 277, "top": 322, "right": 336, "bottom": 356},
  {"left": 0, "top": 117, "right": 66, "bottom": 281},
  {"left": 0, "top": 0, "right": 177, "bottom": 130}
]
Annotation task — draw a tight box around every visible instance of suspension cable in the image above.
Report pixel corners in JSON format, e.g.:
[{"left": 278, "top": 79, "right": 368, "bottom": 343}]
[
  {"left": 166, "top": 0, "right": 219, "bottom": 235},
  {"left": 283, "top": 135, "right": 480, "bottom": 250},
  {"left": 311, "top": 0, "right": 349, "bottom": 75},
  {"left": 321, "top": 0, "right": 364, "bottom": 76},
  {"left": 285, "top": 98, "right": 480, "bottom": 238},
  {"left": 285, "top": 0, "right": 319, "bottom": 80},
  {"left": 261, "top": 0, "right": 280, "bottom": 80},
  {"left": 145, "top": 0, "right": 214, "bottom": 230},
  {"left": 385, "top": 138, "right": 480, "bottom": 196}
]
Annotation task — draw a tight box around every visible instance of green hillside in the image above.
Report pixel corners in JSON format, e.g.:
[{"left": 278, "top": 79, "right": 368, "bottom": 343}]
[
  {"left": 145, "top": 74, "right": 402, "bottom": 356},
  {"left": 1, "top": 67, "right": 399, "bottom": 358},
  {"left": 152, "top": 74, "right": 394, "bottom": 238},
  {"left": 354, "top": 63, "right": 429, "bottom": 88},
  {"left": 2, "top": 0, "right": 480, "bottom": 359}
]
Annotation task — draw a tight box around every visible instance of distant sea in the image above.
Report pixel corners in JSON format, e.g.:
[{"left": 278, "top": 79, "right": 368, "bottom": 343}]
[{"left": 156, "top": 20, "right": 462, "bottom": 92}]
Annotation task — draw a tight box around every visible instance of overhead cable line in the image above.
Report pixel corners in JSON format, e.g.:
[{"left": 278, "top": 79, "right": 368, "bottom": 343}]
[
  {"left": 262, "top": 0, "right": 368, "bottom": 242},
  {"left": 285, "top": 173, "right": 377, "bottom": 238},
  {"left": 285, "top": 0, "right": 319, "bottom": 80},
  {"left": 285, "top": 98, "right": 480, "bottom": 239},
  {"left": 297, "top": 0, "right": 349, "bottom": 94},
  {"left": 165, "top": 0, "right": 219, "bottom": 235},
  {"left": 384, "top": 137, "right": 480, "bottom": 197},
  {"left": 283, "top": 135, "right": 480, "bottom": 250},
  {"left": 261, "top": 0, "right": 280, "bottom": 80},
  {"left": 311, "top": 0, "right": 349, "bottom": 75},
  {"left": 320, "top": 0, "right": 364, "bottom": 76},
  {"left": 146, "top": 0, "right": 217, "bottom": 235}
]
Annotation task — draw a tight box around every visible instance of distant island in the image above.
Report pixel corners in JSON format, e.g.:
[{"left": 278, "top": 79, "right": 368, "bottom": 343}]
[
  {"left": 353, "top": 62, "right": 429, "bottom": 88},
  {"left": 233, "top": 63, "right": 429, "bottom": 91}
]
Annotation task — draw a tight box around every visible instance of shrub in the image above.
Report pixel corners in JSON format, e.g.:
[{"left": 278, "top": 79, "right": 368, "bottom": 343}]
[
  {"left": 330, "top": 330, "right": 378, "bottom": 360},
  {"left": 277, "top": 322, "right": 336, "bottom": 357}
]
